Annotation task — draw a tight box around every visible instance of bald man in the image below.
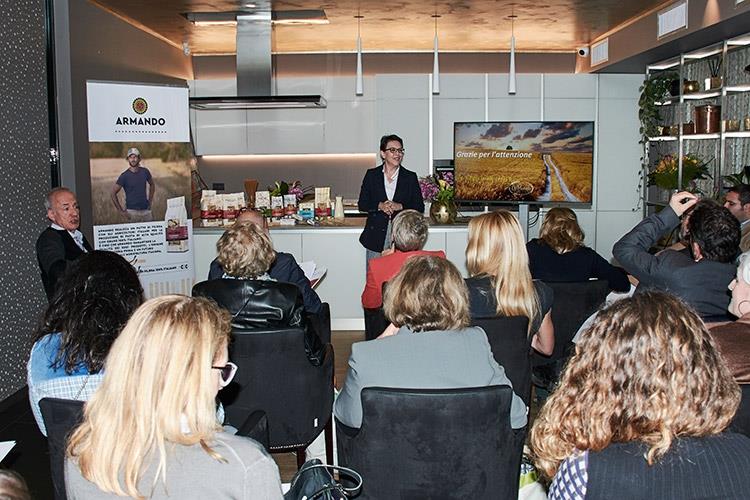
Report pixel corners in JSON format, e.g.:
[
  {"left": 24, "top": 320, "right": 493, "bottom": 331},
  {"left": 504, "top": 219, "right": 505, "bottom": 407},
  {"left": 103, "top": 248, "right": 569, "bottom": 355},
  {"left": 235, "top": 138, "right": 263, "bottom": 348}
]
[
  {"left": 36, "top": 187, "right": 92, "bottom": 300},
  {"left": 208, "top": 209, "right": 322, "bottom": 314}
]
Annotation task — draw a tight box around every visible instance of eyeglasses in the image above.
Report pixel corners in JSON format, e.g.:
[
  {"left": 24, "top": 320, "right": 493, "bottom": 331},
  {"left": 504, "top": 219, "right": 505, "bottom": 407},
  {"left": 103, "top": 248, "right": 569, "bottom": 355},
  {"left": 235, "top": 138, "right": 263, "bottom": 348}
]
[
  {"left": 212, "top": 362, "right": 238, "bottom": 387},
  {"left": 384, "top": 148, "right": 405, "bottom": 154}
]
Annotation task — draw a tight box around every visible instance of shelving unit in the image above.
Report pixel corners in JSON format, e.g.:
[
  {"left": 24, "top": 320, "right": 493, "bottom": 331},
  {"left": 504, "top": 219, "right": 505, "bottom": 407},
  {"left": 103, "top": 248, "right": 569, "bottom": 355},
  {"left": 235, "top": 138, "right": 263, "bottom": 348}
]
[{"left": 643, "top": 31, "right": 750, "bottom": 213}]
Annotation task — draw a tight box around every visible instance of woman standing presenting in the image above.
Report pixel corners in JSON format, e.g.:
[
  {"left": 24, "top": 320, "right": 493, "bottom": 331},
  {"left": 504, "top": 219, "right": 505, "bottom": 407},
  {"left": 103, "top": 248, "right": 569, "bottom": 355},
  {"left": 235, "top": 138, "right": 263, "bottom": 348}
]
[{"left": 358, "top": 134, "right": 424, "bottom": 263}]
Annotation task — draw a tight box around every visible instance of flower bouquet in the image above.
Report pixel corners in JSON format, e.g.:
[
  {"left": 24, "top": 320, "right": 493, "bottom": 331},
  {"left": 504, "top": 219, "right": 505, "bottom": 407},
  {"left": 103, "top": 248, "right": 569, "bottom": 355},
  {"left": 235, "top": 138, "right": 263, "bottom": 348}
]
[
  {"left": 647, "top": 154, "right": 711, "bottom": 193},
  {"left": 419, "top": 172, "right": 457, "bottom": 224},
  {"left": 268, "top": 180, "right": 311, "bottom": 202}
]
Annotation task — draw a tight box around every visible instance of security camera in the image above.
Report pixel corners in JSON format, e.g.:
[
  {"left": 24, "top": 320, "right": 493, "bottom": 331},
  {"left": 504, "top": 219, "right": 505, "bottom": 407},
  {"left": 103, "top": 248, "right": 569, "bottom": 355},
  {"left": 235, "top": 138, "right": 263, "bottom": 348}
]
[{"left": 577, "top": 47, "right": 589, "bottom": 57}]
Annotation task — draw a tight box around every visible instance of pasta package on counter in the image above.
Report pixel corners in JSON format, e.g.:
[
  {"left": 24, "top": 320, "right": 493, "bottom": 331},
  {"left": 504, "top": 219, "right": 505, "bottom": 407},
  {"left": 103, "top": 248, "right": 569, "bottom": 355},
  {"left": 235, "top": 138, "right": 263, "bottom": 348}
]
[
  {"left": 315, "top": 187, "right": 331, "bottom": 217},
  {"left": 221, "top": 192, "right": 245, "bottom": 225},
  {"left": 271, "top": 196, "right": 285, "bottom": 218},
  {"left": 200, "top": 190, "right": 222, "bottom": 226},
  {"left": 283, "top": 194, "right": 297, "bottom": 216},
  {"left": 255, "top": 191, "right": 270, "bottom": 211},
  {"left": 298, "top": 201, "right": 314, "bottom": 220}
]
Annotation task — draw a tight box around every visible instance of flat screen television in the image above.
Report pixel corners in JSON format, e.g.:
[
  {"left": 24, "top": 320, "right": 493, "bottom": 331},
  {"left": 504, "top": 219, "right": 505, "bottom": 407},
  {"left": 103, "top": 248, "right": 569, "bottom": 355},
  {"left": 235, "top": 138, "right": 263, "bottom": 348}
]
[{"left": 453, "top": 121, "right": 594, "bottom": 205}]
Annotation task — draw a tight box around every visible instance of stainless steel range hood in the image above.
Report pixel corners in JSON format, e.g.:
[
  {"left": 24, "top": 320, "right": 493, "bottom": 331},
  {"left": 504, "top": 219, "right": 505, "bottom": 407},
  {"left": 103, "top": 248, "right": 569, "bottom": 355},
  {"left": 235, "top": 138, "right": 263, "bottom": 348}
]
[{"left": 188, "top": 10, "right": 327, "bottom": 110}]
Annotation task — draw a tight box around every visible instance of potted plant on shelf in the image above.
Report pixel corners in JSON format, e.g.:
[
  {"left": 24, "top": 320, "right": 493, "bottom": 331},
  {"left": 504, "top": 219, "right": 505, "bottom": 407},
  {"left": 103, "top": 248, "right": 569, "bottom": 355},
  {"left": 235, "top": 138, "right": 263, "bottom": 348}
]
[
  {"left": 648, "top": 154, "right": 712, "bottom": 194},
  {"left": 419, "top": 172, "right": 456, "bottom": 224}
]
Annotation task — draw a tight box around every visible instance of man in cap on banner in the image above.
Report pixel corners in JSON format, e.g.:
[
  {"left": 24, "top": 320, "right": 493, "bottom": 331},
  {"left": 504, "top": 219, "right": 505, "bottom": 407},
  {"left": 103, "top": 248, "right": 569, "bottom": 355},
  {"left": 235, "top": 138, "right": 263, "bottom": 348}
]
[{"left": 111, "top": 147, "right": 156, "bottom": 222}]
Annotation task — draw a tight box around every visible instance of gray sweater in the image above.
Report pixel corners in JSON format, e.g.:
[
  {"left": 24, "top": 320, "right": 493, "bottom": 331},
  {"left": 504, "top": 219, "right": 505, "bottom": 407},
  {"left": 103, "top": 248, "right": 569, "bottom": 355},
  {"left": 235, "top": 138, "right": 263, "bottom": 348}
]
[
  {"left": 334, "top": 326, "right": 528, "bottom": 429},
  {"left": 65, "top": 433, "right": 283, "bottom": 499}
]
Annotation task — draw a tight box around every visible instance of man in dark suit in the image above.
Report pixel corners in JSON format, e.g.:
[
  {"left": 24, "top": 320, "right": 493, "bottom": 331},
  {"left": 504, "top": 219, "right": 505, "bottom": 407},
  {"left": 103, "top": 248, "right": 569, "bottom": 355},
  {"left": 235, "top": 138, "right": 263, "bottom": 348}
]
[
  {"left": 36, "top": 188, "right": 92, "bottom": 300},
  {"left": 358, "top": 134, "right": 425, "bottom": 263},
  {"left": 208, "top": 209, "right": 322, "bottom": 314},
  {"left": 613, "top": 191, "right": 739, "bottom": 320}
]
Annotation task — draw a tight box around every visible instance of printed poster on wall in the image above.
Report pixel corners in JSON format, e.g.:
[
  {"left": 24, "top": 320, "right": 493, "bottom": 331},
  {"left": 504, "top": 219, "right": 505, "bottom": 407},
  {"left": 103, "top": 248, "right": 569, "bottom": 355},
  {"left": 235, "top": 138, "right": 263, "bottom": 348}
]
[{"left": 86, "top": 81, "right": 195, "bottom": 298}]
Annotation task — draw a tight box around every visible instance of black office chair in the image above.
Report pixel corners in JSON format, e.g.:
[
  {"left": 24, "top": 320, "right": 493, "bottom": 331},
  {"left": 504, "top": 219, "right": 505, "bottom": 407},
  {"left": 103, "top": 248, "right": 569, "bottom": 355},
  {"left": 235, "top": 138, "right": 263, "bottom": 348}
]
[
  {"left": 730, "top": 384, "right": 750, "bottom": 438},
  {"left": 472, "top": 316, "right": 532, "bottom": 406},
  {"left": 336, "top": 386, "right": 524, "bottom": 499},
  {"left": 221, "top": 327, "right": 335, "bottom": 468},
  {"left": 40, "top": 398, "right": 85, "bottom": 500},
  {"left": 532, "top": 280, "right": 609, "bottom": 390},
  {"left": 307, "top": 302, "right": 332, "bottom": 345}
]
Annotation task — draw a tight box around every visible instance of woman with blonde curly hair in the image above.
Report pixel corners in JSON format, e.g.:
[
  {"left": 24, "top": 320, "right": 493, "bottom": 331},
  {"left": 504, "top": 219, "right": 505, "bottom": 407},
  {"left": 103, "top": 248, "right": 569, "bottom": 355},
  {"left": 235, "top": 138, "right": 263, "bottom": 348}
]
[
  {"left": 465, "top": 210, "right": 554, "bottom": 355},
  {"left": 531, "top": 290, "right": 750, "bottom": 499},
  {"left": 65, "top": 295, "right": 283, "bottom": 499},
  {"left": 526, "top": 207, "right": 629, "bottom": 292}
]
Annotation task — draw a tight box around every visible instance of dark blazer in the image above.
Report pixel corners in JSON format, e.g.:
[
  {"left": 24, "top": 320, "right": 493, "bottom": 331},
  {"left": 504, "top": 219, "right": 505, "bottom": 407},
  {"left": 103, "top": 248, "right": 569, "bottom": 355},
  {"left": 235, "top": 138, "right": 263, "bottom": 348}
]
[
  {"left": 208, "top": 252, "right": 322, "bottom": 314},
  {"left": 613, "top": 206, "right": 735, "bottom": 319},
  {"left": 192, "top": 278, "right": 325, "bottom": 365},
  {"left": 357, "top": 165, "right": 424, "bottom": 252},
  {"left": 36, "top": 227, "right": 92, "bottom": 300}
]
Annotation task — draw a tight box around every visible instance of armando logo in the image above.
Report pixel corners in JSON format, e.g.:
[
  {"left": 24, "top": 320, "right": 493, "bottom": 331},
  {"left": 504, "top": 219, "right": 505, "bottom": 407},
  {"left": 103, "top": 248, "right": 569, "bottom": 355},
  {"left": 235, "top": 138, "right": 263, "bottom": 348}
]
[
  {"left": 132, "top": 97, "right": 148, "bottom": 114},
  {"left": 115, "top": 97, "right": 166, "bottom": 126}
]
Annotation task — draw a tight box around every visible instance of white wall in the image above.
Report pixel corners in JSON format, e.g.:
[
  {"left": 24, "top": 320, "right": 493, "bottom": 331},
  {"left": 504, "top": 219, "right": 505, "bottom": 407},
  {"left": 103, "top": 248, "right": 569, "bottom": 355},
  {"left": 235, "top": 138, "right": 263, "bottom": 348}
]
[{"left": 190, "top": 72, "right": 644, "bottom": 259}]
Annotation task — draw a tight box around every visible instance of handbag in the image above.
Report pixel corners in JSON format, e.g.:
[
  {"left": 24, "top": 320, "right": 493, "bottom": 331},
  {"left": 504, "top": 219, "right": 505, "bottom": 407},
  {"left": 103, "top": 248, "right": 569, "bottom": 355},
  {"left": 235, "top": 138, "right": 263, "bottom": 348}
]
[{"left": 284, "top": 459, "right": 362, "bottom": 500}]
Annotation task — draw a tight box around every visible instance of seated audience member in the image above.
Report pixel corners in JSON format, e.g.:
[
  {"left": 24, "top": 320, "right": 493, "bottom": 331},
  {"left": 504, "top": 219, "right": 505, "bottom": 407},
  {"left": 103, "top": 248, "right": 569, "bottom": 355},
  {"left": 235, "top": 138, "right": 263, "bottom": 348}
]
[
  {"left": 724, "top": 184, "right": 750, "bottom": 252},
  {"left": 65, "top": 296, "right": 283, "bottom": 499},
  {"left": 531, "top": 290, "right": 750, "bottom": 499},
  {"left": 208, "top": 209, "right": 322, "bottom": 314},
  {"left": 465, "top": 210, "right": 554, "bottom": 355},
  {"left": 361, "top": 209, "right": 445, "bottom": 309},
  {"left": 527, "top": 207, "right": 629, "bottom": 292},
  {"left": 709, "top": 251, "right": 750, "bottom": 383},
  {"left": 193, "top": 221, "right": 325, "bottom": 364},
  {"left": 336, "top": 256, "right": 527, "bottom": 430},
  {"left": 613, "top": 191, "right": 739, "bottom": 319},
  {"left": 27, "top": 250, "right": 143, "bottom": 436},
  {"left": 36, "top": 187, "right": 92, "bottom": 300},
  {"left": 0, "top": 469, "right": 31, "bottom": 500}
]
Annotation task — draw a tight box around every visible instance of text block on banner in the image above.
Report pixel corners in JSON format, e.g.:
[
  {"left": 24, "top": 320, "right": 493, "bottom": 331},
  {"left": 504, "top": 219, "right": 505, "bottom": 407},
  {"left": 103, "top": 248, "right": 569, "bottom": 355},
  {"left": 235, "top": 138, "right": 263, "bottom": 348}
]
[{"left": 86, "top": 81, "right": 189, "bottom": 143}]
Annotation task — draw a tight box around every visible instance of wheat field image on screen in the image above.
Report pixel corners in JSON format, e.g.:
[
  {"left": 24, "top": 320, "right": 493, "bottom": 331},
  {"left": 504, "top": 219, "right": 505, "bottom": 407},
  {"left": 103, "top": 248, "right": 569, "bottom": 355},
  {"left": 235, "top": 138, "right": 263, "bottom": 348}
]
[{"left": 454, "top": 122, "right": 594, "bottom": 203}]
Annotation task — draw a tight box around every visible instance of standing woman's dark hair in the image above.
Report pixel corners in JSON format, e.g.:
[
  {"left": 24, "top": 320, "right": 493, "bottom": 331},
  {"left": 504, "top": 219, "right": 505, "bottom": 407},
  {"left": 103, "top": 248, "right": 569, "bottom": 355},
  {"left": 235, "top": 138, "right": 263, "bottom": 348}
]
[
  {"left": 379, "top": 134, "right": 403, "bottom": 151},
  {"left": 35, "top": 250, "right": 144, "bottom": 374}
]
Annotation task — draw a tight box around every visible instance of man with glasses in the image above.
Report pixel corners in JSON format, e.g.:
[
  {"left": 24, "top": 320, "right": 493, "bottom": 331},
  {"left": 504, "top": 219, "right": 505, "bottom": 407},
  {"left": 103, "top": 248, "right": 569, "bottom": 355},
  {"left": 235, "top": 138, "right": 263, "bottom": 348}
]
[{"left": 357, "top": 134, "right": 425, "bottom": 265}]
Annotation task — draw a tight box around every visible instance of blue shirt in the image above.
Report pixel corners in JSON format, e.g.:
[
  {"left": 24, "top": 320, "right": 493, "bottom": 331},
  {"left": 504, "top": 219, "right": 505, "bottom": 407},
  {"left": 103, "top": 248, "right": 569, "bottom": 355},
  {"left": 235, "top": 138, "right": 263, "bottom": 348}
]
[
  {"left": 116, "top": 167, "right": 152, "bottom": 210},
  {"left": 28, "top": 333, "right": 90, "bottom": 385}
]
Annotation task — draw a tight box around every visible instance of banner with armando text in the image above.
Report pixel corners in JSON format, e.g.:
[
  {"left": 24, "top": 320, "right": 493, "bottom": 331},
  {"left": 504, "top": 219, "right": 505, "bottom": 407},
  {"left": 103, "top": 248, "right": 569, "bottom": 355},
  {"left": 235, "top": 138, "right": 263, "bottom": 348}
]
[{"left": 86, "top": 81, "right": 195, "bottom": 298}]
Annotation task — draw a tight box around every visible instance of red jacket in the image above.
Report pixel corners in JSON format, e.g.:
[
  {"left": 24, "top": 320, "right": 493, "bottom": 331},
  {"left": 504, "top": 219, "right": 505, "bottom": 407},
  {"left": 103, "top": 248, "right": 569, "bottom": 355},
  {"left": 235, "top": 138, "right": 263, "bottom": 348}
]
[{"left": 361, "top": 249, "right": 446, "bottom": 309}]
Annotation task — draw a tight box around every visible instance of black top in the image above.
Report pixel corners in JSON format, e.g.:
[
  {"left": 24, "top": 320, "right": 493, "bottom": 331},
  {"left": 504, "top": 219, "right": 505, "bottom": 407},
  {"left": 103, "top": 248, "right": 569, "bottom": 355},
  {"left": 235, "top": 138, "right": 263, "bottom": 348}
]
[
  {"left": 465, "top": 275, "right": 553, "bottom": 333},
  {"left": 357, "top": 165, "right": 424, "bottom": 252},
  {"left": 586, "top": 433, "right": 750, "bottom": 500},
  {"left": 526, "top": 239, "right": 630, "bottom": 292},
  {"left": 35, "top": 227, "right": 93, "bottom": 300}
]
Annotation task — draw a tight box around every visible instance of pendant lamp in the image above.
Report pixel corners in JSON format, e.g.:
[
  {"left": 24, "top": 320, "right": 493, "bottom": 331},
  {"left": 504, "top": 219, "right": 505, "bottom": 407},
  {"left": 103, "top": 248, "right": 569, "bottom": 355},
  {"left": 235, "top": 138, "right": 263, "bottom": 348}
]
[
  {"left": 355, "top": 14, "right": 364, "bottom": 96},
  {"left": 432, "top": 14, "right": 440, "bottom": 94},
  {"left": 508, "top": 13, "right": 517, "bottom": 95}
]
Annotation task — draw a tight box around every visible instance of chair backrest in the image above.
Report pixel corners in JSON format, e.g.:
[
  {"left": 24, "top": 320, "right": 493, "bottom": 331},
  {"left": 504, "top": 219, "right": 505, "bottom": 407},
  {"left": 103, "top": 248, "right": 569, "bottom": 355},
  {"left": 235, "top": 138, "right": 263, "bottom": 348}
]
[
  {"left": 730, "top": 384, "right": 750, "bottom": 438},
  {"left": 222, "top": 327, "right": 334, "bottom": 450},
  {"left": 39, "top": 398, "right": 85, "bottom": 500},
  {"left": 363, "top": 282, "right": 389, "bottom": 341},
  {"left": 544, "top": 280, "right": 609, "bottom": 361},
  {"left": 472, "top": 316, "right": 531, "bottom": 405},
  {"left": 337, "top": 385, "right": 523, "bottom": 499},
  {"left": 307, "top": 302, "right": 331, "bottom": 345}
]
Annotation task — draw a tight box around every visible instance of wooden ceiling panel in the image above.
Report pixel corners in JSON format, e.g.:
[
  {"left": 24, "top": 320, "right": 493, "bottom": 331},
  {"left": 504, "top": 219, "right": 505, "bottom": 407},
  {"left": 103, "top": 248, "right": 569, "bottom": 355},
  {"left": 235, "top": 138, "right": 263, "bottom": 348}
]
[{"left": 91, "top": 0, "right": 668, "bottom": 55}]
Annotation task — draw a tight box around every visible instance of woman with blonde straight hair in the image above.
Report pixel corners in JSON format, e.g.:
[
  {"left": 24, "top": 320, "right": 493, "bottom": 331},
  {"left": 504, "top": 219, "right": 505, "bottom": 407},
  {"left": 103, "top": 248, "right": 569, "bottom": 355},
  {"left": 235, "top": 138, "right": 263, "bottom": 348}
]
[
  {"left": 465, "top": 210, "right": 554, "bottom": 355},
  {"left": 526, "top": 207, "right": 629, "bottom": 292},
  {"left": 65, "top": 295, "right": 283, "bottom": 499}
]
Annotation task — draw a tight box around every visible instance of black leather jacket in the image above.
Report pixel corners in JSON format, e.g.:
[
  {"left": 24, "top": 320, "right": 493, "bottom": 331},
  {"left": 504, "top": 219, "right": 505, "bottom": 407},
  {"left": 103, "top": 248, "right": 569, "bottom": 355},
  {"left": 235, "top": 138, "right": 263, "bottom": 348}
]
[{"left": 192, "top": 278, "right": 325, "bottom": 365}]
